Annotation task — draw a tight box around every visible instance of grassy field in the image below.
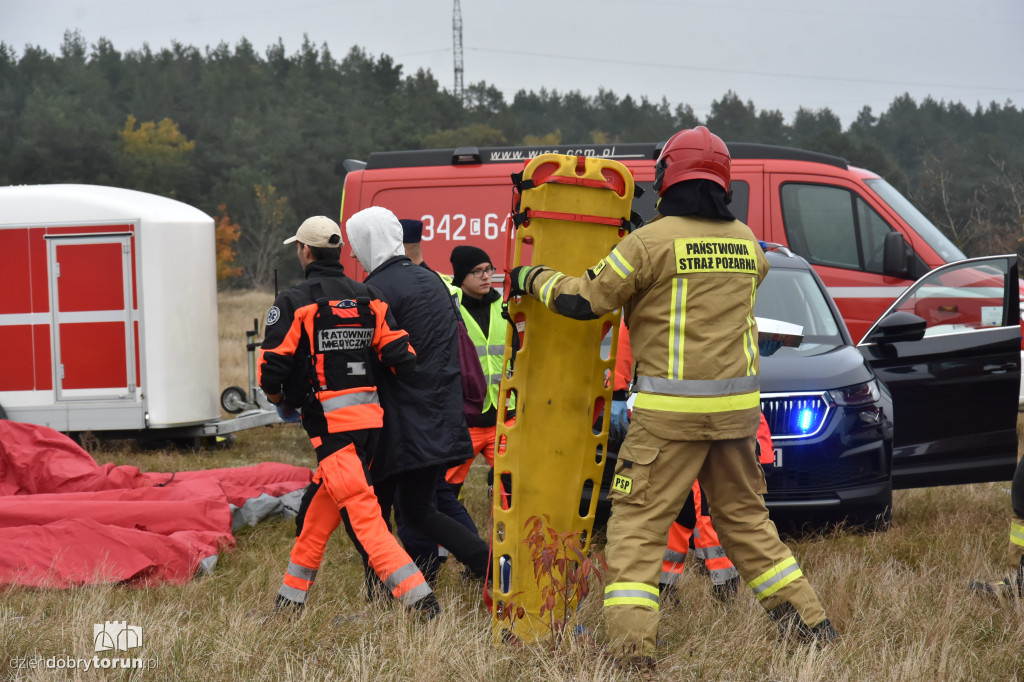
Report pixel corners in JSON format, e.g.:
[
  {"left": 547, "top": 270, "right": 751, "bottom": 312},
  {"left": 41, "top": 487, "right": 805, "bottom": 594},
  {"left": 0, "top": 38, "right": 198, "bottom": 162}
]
[{"left": 3, "top": 290, "right": 1023, "bottom": 680}]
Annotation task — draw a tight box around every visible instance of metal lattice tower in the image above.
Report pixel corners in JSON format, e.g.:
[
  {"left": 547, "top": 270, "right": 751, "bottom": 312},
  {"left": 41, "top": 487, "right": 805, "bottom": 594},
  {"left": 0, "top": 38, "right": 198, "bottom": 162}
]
[{"left": 453, "top": 0, "right": 464, "bottom": 100}]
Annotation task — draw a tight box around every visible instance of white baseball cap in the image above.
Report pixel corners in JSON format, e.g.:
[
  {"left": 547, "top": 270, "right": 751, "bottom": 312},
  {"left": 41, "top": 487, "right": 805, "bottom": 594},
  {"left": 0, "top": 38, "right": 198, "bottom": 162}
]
[{"left": 283, "top": 215, "right": 343, "bottom": 247}]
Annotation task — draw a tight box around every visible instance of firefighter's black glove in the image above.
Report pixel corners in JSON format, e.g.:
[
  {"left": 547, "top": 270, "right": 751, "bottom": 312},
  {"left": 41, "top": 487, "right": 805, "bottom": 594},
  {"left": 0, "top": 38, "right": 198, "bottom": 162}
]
[
  {"left": 275, "top": 403, "right": 301, "bottom": 423},
  {"left": 509, "top": 265, "right": 536, "bottom": 298}
]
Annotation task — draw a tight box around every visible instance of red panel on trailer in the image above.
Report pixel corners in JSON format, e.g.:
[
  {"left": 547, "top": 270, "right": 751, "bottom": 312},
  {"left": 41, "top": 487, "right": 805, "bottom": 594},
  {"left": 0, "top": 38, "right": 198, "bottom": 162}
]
[
  {"left": 59, "top": 322, "right": 127, "bottom": 389},
  {"left": 56, "top": 242, "right": 124, "bottom": 312},
  {"left": 0, "top": 230, "right": 31, "bottom": 314},
  {"left": 33, "top": 325, "right": 52, "bottom": 390},
  {"left": 29, "top": 229, "right": 49, "bottom": 314},
  {"left": 1, "top": 327, "right": 34, "bottom": 390}
]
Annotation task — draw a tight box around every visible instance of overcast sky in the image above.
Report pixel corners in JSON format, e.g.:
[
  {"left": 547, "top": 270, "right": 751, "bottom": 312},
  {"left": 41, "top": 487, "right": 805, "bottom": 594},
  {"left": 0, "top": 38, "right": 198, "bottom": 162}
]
[{"left": 3, "top": 0, "right": 1022, "bottom": 129}]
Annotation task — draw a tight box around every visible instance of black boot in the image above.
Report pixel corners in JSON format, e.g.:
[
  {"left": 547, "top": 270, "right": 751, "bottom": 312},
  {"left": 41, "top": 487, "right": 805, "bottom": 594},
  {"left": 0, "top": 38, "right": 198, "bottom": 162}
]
[
  {"left": 970, "top": 556, "right": 1024, "bottom": 599},
  {"left": 769, "top": 602, "right": 840, "bottom": 643},
  {"left": 274, "top": 593, "right": 305, "bottom": 613},
  {"left": 658, "top": 581, "right": 682, "bottom": 608},
  {"left": 408, "top": 593, "right": 442, "bottom": 621},
  {"left": 711, "top": 575, "right": 740, "bottom": 603},
  {"left": 805, "top": 618, "right": 841, "bottom": 642}
]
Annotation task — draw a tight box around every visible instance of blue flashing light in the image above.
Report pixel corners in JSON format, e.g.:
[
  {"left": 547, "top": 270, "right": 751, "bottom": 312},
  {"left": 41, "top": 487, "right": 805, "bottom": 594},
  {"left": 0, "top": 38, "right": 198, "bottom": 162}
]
[
  {"left": 762, "top": 395, "right": 831, "bottom": 439},
  {"left": 797, "top": 408, "right": 815, "bottom": 433}
]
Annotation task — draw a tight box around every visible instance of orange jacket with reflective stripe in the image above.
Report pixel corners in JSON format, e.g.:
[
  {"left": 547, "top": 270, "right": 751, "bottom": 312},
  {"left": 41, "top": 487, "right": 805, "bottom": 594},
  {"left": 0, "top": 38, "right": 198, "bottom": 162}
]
[{"left": 258, "top": 259, "right": 415, "bottom": 436}]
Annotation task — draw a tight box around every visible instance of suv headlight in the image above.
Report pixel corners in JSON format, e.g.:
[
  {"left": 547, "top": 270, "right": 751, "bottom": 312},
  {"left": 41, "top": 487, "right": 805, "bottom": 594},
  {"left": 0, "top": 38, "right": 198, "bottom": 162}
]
[{"left": 828, "top": 379, "right": 881, "bottom": 407}]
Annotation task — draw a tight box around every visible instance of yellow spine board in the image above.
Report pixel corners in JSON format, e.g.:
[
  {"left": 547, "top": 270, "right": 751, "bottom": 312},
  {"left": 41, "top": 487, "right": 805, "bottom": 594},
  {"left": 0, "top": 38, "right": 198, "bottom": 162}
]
[{"left": 493, "top": 154, "right": 633, "bottom": 643}]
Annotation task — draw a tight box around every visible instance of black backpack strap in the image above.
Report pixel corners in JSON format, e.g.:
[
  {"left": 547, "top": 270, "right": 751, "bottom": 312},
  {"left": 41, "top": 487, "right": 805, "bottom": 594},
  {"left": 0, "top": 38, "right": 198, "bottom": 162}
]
[
  {"left": 449, "top": 290, "right": 463, "bottom": 321},
  {"left": 310, "top": 281, "right": 329, "bottom": 308},
  {"left": 356, "top": 294, "right": 374, "bottom": 330},
  {"left": 628, "top": 211, "right": 644, "bottom": 231},
  {"left": 500, "top": 300, "right": 521, "bottom": 372}
]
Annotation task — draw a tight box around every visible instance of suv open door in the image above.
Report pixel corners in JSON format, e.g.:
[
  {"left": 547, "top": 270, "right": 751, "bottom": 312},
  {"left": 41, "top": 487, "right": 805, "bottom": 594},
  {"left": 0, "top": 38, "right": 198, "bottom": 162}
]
[{"left": 859, "top": 255, "right": 1021, "bottom": 488}]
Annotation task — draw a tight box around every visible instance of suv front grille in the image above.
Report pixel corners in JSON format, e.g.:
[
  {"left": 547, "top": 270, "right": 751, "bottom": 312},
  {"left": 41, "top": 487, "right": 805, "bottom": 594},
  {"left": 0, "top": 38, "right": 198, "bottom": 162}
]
[
  {"left": 761, "top": 393, "right": 832, "bottom": 440},
  {"left": 763, "top": 453, "right": 884, "bottom": 489}
]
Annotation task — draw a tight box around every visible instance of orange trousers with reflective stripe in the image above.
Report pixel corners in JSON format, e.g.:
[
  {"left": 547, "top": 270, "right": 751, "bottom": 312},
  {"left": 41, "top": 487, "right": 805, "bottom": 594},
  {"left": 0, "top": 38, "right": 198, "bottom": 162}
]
[
  {"left": 663, "top": 481, "right": 738, "bottom": 586},
  {"left": 445, "top": 421, "right": 514, "bottom": 485},
  {"left": 281, "top": 438, "right": 430, "bottom": 606}
]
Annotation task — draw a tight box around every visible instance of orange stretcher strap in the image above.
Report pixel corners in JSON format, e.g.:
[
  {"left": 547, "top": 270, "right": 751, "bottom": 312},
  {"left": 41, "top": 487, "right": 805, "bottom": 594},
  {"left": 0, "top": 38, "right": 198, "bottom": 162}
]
[
  {"left": 512, "top": 209, "right": 628, "bottom": 228},
  {"left": 513, "top": 173, "right": 624, "bottom": 194}
]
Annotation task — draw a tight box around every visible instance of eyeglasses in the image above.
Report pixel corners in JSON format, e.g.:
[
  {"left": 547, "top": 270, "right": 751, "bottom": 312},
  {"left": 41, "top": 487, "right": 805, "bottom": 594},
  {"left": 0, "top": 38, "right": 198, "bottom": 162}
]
[{"left": 468, "top": 266, "right": 495, "bottom": 279}]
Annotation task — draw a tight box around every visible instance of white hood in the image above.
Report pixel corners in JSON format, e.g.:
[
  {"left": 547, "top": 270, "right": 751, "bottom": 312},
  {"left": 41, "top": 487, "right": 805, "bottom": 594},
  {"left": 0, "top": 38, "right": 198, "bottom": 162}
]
[{"left": 345, "top": 206, "right": 405, "bottom": 273}]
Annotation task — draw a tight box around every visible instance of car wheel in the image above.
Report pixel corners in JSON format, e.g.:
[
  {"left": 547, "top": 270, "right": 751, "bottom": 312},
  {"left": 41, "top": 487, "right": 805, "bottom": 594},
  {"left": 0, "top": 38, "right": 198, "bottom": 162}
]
[{"left": 858, "top": 504, "right": 892, "bottom": 532}]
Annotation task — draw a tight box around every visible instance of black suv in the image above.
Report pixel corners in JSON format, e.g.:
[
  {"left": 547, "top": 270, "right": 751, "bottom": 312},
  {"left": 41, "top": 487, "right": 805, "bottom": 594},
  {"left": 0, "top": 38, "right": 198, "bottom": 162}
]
[
  {"left": 594, "top": 248, "right": 1020, "bottom": 530},
  {"left": 757, "top": 248, "right": 1019, "bottom": 527}
]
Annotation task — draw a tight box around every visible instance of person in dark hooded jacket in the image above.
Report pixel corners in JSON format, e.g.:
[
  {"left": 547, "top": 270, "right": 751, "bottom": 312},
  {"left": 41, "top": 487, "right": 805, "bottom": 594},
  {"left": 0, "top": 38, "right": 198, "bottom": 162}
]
[{"left": 345, "top": 206, "right": 490, "bottom": 584}]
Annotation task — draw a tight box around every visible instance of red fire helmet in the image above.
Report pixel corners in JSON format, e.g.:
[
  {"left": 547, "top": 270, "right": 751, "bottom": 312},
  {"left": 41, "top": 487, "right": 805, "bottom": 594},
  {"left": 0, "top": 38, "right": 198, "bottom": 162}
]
[{"left": 654, "top": 126, "right": 731, "bottom": 195}]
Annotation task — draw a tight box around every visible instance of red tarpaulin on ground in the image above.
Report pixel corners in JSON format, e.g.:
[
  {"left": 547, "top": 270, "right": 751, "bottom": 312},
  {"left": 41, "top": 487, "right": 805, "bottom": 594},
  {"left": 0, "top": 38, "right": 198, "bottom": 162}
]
[{"left": 0, "top": 420, "right": 312, "bottom": 588}]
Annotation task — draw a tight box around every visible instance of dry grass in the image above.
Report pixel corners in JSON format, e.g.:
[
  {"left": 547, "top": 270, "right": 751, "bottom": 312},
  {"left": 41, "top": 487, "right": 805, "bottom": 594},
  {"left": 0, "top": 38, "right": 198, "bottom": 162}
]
[
  {"left": 3, "top": 290, "right": 1023, "bottom": 680},
  {"left": 218, "top": 289, "right": 278, "bottom": 396}
]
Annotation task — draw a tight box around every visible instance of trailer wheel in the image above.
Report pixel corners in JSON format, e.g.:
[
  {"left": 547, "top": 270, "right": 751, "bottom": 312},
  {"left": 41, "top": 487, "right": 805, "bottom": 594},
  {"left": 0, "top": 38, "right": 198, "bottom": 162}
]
[{"left": 220, "top": 386, "right": 249, "bottom": 414}]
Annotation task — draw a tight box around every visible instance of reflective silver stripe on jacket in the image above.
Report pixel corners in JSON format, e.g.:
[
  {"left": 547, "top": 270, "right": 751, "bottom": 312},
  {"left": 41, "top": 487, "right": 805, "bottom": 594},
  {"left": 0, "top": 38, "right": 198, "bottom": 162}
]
[
  {"left": 321, "top": 391, "right": 380, "bottom": 411},
  {"left": 486, "top": 373, "right": 503, "bottom": 385},
  {"left": 636, "top": 374, "right": 760, "bottom": 396},
  {"left": 606, "top": 248, "right": 635, "bottom": 279},
  {"left": 476, "top": 344, "right": 505, "bottom": 358},
  {"left": 398, "top": 581, "right": 433, "bottom": 605},
  {"left": 384, "top": 562, "right": 422, "bottom": 592},
  {"left": 285, "top": 562, "right": 317, "bottom": 582}
]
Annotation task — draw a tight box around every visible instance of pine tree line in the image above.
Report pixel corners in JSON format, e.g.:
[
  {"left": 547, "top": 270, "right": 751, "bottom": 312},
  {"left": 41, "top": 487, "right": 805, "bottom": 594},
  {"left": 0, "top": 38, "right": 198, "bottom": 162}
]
[{"left": 1, "top": 31, "right": 1021, "bottom": 287}]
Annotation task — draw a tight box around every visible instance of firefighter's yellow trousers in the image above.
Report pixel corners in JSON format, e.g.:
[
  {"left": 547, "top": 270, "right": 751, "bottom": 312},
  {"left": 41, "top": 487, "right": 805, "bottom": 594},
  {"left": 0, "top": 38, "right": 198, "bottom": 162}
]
[
  {"left": 603, "top": 420, "right": 827, "bottom": 656},
  {"left": 1011, "top": 517, "right": 1024, "bottom": 570}
]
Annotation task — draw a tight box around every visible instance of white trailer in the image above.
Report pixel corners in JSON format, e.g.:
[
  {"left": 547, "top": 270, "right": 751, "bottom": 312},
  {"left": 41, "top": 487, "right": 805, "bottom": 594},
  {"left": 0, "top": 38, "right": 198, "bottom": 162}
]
[{"left": 0, "top": 184, "right": 276, "bottom": 437}]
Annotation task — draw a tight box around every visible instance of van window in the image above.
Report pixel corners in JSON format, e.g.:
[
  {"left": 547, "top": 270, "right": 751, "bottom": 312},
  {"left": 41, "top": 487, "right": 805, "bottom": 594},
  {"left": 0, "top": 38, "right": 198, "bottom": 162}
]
[
  {"left": 782, "top": 184, "right": 859, "bottom": 269},
  {"left": 864, "top": 178, "right": 966, "bottom": 263},
  {"left": 781, "top": 183, "right": 896, "bottom": 274},
  {"left": 856, "top": 197, "right": 894, "bottom": 274},
  {"left": 730, "top": 181, "right": 749, "bottom": 224}
]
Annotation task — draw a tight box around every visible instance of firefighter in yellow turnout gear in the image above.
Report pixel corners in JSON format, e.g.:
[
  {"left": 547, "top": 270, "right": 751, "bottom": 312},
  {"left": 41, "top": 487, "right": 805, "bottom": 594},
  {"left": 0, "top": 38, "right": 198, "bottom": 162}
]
[
  {"left": 509, "top": 127, "right": 836, "bottom": 661},
  {"left": 970, "top": 450, "right": 1024, "bottom": 598}
]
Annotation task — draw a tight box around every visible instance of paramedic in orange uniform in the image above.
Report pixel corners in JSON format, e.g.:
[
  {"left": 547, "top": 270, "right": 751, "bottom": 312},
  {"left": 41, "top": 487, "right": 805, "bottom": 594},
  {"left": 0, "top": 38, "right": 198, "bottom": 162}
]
[{"left": 258, "top": 215, "right": 438, "bottom": 618}]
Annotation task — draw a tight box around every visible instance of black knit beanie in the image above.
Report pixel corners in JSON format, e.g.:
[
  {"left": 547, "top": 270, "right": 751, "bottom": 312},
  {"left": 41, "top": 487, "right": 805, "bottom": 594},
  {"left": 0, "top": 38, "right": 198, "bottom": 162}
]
[
  {"left": 399, "top": 219, "right": 423, "bottom": 244},
  {"left": 450, "top": 245, "right": 492, "bottom": 286}
]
